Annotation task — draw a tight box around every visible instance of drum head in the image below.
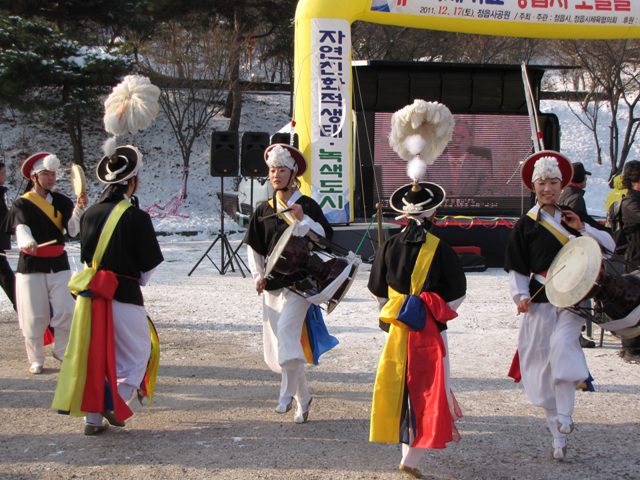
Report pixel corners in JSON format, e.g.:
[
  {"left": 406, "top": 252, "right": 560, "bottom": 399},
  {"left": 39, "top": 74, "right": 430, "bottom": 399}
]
[
  {"left": 265, "top": 221, "right": 297, "bottom": 278},
  {"left": 70, "top": 164, "right": 86, "bottom": 195},
  {"left": 546, "top": 236, "right": 602, "bottom": 308}
]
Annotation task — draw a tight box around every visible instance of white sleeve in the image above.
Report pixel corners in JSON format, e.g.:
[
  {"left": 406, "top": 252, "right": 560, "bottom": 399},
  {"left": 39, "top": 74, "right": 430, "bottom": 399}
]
[
  {"left": 372, "top": 295, "right": 388, "bottom": 312},
  {"left": 247, "top": 244, "right": 266, "bottom": 287},
  {"left": 139, "top": 268, "right": 156, "bottom": 286},
  {"left": 581, "top": 223, "right": 615, "bottom": 253},
  {"left": 66, "top": 206, "right": 83, "bottom": 238},
  {"left": 447, "top": 295, "right": 466, "bottom": 312},
  {"left": 299, "top": 214, "right": 325, "bottom": 238},
  {"left": 508, "top": 270, "right": 531, "bottom": 304},
  {"left": 15, "top": 224, "right": 36, "bottom": 250}
]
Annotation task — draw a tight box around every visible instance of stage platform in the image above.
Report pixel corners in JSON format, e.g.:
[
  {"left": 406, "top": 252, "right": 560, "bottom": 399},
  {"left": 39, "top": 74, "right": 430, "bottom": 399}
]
[{"left": 332, "top": 216, "right": 518, "bottom": 270}]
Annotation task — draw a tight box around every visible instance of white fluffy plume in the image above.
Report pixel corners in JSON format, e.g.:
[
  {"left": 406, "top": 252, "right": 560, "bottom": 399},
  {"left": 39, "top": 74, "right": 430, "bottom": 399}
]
[
  {"left": 102, "top": 137, "right": 117, "bottom": 157},
  {"left": 407, "top": 158, "right": 427, "bottom": 182},
  {"left": 104, "top": 75, "right": 160, "bottom": 136},
  {"left": 389, "top": 99, "right": 455, "bottom": 164}
]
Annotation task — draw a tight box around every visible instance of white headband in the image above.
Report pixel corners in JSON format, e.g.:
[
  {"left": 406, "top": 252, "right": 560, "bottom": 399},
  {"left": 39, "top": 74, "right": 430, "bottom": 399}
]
[
  {"left": 32, "top": 154, "right": 60, "bottom": 175},
  {"left": 532, "top": 156, "right": 562, "bottom": 183},
  {"left": 266, "top": 144, "right": 297, "bottom": 172}
]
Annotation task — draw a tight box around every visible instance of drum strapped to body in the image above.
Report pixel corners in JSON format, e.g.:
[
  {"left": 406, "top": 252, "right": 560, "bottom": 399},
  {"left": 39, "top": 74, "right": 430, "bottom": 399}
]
[
  {"left": 265, "top": 220, "right": 361, "bottom": 313},
  {"left": 545, "top": 236, "right": 640, "bottom": 339}
]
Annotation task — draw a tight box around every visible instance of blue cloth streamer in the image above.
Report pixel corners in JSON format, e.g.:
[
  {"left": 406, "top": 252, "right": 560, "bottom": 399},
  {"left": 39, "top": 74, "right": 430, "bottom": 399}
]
[
  {"left": 305, "top": 304, "right": 339, "bottom": 365},
  {"left": 396, "top": 294, "right": 427, "bottom": 331}
]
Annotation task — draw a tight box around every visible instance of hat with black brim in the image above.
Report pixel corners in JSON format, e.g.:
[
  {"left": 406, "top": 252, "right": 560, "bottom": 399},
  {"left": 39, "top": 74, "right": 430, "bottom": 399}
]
[
  {"left": 389, "top": 181, "right": 446, "bottom": 215},
  {"left": 96, "top": 145, "right": 142, "bottom": 184}
]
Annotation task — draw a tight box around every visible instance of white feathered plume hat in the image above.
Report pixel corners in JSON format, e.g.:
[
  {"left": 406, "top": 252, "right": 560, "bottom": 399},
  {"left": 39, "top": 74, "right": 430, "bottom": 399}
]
[
  {"left": 389, "top": 99, "right": 455, "bottom": 183},
  {"left": 99, "top": 75, "right": 160, "bottom": 182},
  {"left": 104, "top": 75, "right": 160, "bottom": 136}
]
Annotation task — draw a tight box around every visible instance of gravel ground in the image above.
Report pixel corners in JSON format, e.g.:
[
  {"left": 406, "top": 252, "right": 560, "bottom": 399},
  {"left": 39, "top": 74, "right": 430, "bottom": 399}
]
[{"left": 0, "top": 238, "right": 638, "bottom": 480}]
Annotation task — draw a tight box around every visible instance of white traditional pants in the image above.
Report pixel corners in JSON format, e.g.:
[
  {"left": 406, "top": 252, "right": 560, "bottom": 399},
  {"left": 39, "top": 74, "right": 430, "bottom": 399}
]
[
  {"left": 263, "top": 288, "right": 311, "bottom": 405},
  {"left": 518, "top": 302, "right": 588, "bottom": 443},
  {"left": 16, "top": 270, "right": 74, "bottom": 365}
]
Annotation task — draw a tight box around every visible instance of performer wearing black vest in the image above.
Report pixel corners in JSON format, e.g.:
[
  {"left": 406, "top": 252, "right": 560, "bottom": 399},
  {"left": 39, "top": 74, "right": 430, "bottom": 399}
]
[
  {"left": 7, "top": 153, "right": 87, "bottom": 374},
  {"left": 244, "top": 143, "right": 332, "bottom": 424},
  {"left": 368, "top": 181, "right": 466, "bottom": 479},
  {"left": 504, "top": 151, "right": 614, "bottom": 460},
  {"left": 53, "top": 142, "right": 163, "bottom": 435}
]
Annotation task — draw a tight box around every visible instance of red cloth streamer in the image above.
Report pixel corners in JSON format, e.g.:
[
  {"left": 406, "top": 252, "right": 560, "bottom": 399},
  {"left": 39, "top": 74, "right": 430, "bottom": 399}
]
[
  {"left": 508, "top": 350, "right": 522, "bottom": 383},
  {"left": 406, "top": 292, "right": 460, "bottom": 449},
  {"left": 80, "top": 270, "right": 133, "bottom": 422},
  {"left": 43, "top": 326, "right": 54, "bottom": 346}
]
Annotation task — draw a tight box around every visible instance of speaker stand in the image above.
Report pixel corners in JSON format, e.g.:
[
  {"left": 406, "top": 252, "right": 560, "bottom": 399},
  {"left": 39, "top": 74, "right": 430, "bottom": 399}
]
[{"left": 188, "top": 176, "right": 248, "bottom": 277}]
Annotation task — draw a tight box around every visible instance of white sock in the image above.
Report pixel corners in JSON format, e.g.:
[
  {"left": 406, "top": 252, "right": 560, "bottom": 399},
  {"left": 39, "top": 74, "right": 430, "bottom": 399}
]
[{"left": 85, "top": 412, "right": 103, "bottom": 425}]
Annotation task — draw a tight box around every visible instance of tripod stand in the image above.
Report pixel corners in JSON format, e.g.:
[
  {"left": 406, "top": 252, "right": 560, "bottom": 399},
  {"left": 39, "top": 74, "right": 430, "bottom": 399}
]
[{"left": 188, "top": 176, "right": 248, "bottom": 277}]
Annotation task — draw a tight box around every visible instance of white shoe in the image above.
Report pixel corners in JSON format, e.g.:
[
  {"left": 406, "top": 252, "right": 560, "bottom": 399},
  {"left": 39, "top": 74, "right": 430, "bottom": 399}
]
[
  {"left": 558, "top": 420, "right": 574, "bottom": 435},
  {"left": 84, "top": 419, "right": 109, "bottom": 436},
  {"left": 28, "top": 363, "right": 43, "bottom": 375},
  {"left": 294, "top": 397, "right": 312, "bottom": 424},
  {"left": 275, "top": 397, "right": 293, "bottom": 414},
  {"left": 551, "top": 445, "right": 567, "bottom": 460}
]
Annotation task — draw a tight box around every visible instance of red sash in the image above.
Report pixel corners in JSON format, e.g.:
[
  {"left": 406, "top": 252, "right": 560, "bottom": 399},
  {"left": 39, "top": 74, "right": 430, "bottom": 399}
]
[
  {"left": 80, "top": 270, "right": 133, "bottom": 422},
  {"left": 406, "top": 292, "right": 459, "bottom": 448},
  {"left": 22, "top": 245, "right": 64, "bottom": 257}
]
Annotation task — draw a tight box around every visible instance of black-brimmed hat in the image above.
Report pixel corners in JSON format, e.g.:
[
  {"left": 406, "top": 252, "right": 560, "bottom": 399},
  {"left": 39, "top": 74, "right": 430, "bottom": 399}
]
[
  {"left": 389, "top": 181, "right": 446, "bottom": 214},
  {"left": 96, "top": 145, "right": 142, "bottom": 184},
  {"left": 571, "top": 162, "right": 592, "bottom": 183}
]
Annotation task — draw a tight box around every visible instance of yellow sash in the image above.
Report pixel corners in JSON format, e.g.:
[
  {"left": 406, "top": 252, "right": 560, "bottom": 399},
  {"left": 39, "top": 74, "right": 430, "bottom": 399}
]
[
  {"left": 370, "top": 233, "right": 440, "bottom": 443},
  {"left": 527, "top": 212, "right": 570, "bottom": 245},
  {"left": 22, "top": 191, "right": 64, "bottom": 232},
  {"left": 268, "top": 197, "right": 294, "bottom": 224},
  {"left": 52, "top": 201, "right": 132, "bottom": 415}
]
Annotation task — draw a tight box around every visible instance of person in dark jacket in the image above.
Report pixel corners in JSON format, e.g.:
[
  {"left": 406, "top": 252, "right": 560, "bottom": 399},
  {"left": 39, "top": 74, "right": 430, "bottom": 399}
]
[
  {"left": 558, "top": 162, "right": 591, "bottom": 216},
  {"left": 559, "top": 162, "right": 605, "bottom": 349},
  {"left": 0, "top": 163, "right": 16, "bottom": 310},
  {"left": 619, "top": 160, "right": 640, "bottom": 363}
]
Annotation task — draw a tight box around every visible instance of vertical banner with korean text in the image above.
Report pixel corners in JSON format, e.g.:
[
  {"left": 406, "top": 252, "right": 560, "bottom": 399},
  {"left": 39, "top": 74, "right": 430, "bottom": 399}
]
[{"left": 310, "top": 18, "right": 352, "bottom": 223}]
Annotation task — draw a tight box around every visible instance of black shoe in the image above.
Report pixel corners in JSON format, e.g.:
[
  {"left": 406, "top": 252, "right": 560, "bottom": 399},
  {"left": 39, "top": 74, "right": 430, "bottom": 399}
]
[
  {"left": 101, "top": 410, "right": 125, "bottom": 427},
  {"left": 580, "top": 335, "right": 596, "bottom": 348},
  {"left": 620, "top": 350, "right": 640, "bottom": 364}
]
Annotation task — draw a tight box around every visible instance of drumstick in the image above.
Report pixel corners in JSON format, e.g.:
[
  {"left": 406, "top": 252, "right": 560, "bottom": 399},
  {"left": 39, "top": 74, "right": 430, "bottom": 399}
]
[
  {"left": 38, "top": 239, "right": 58, "bottom": 247},
  {"left": 527, "top": 264, "right": 566, "bottom": 304},
  {"left": 258, "top": 208, "right": 293, "bottom": 222}
]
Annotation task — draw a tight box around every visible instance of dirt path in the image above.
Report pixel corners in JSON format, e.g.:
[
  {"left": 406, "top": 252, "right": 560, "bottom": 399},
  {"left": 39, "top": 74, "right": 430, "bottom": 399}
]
[{"left": 0, "top": 242, "right": 638, "bottom": 480}]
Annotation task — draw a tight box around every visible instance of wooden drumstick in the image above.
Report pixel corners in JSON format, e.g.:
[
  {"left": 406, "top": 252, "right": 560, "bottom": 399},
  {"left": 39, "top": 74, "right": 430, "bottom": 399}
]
[
  {"left": 258, "top": 208, "right": 292, "bottom": 222},
  {"left": 38, "top": 239, "right": 58, "bottom": 247},
  {"left": 527, "top": 264, "right": 566, "bottom": 304}
]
